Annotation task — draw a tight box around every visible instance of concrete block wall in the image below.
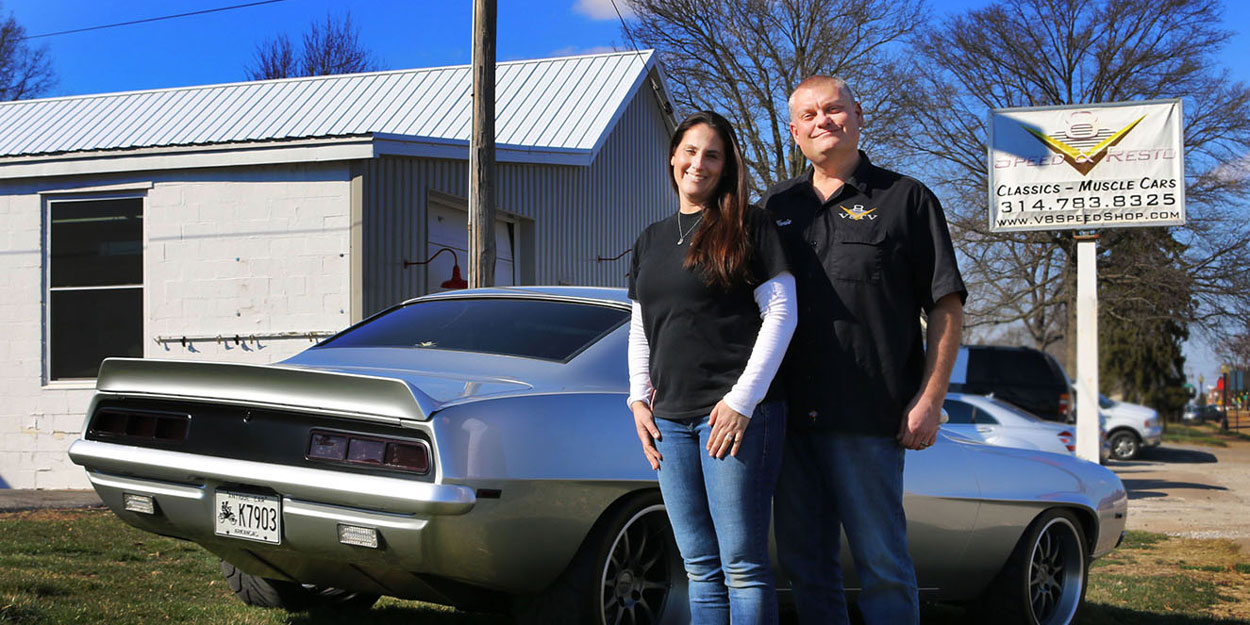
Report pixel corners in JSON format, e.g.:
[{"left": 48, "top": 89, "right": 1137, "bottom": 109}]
[{"left": 0, "top": 162, "right": 354, "bottom": 489}]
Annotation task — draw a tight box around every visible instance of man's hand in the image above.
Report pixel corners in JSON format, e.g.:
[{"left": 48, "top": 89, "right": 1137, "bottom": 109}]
[
  {"left": 898, "top": 393, "right": 942, "bottom": 450},
  {"left": 707, "top": 400, "right": 750, "bottom": 459},
  {"left": 632, "top": 401, "right": 663, "bottom": 470},
  {"left": 900, "top": 292, "right": 963, "bottom": 451}
]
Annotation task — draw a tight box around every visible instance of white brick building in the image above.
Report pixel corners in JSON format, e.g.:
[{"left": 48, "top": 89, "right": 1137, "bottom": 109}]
[{"left": 0, "top": 51, "right": 675, "bottom": 488}]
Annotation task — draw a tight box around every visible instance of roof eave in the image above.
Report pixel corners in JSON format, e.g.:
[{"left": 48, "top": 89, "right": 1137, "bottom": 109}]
[{"left": 0, "top": 134, "right": 593, "bottom": 180}]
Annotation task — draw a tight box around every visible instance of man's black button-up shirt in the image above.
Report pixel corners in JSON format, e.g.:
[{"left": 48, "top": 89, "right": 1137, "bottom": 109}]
[{"left": 761, "top": 152, "right": 966, "bottom": 435}]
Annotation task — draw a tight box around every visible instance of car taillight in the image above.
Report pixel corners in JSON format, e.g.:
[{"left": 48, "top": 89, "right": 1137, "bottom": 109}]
[
  {"left": 307, "top": 429, "right": 430, "bottom": 475},
  {"left": 1058, "top": 430, "right": 1075, "bottom": 453},
  {"left": 1059, "top": 393, "right": 1072, "bottom": 418},
  {"left": 89, "top": 408, "right": 190, "bottom": 443}
]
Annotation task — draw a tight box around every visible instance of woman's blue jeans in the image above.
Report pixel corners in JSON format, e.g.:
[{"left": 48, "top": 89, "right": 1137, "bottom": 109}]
[{"left": 653, "top": 401, "right": 786, "bottom": 625}]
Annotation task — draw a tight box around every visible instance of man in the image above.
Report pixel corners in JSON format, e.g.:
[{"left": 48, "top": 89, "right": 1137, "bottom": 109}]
[{"left": 761, "top": 76, "right": 966, "bottom": 624}]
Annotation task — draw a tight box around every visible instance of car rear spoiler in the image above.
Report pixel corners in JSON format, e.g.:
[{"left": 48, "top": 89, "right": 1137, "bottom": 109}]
[{"left": 95, "top": 358, "right": 438, "bottom": 423}]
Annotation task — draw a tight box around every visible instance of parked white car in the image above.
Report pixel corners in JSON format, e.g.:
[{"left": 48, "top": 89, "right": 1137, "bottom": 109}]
[
  {"left": 1100, "top": 394, "right": 1162, "bottom": 460},
  {"left": 942, "top": 392, "right": 1076, "bottom": 456}
]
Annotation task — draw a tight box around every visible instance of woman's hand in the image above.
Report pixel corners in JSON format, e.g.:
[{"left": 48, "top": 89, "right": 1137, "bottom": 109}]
[
  {"left": 707, "top": 400, "right": 749, "bottom": 459},
  {"left": 632, "top": 401, "right": 663, "bottom": 470}
]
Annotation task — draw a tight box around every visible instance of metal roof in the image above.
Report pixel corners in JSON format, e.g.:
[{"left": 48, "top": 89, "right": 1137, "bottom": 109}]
[{"left": 0, "top": 49, "right": 661, "bottom": 161}]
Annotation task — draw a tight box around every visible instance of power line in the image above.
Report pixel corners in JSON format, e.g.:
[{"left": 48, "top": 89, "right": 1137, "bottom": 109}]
[
  {"left": 608, "top": 0, "right": 644, "bottom": 58},
  {"left": 21, "top": 0, "right": 289, "bottom": 41}
]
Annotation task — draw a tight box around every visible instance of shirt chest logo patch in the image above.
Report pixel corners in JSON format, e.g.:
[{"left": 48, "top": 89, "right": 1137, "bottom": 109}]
[
  {"left": 839, "top": 204, "right": 878, "bottom": 220},
  {"left": 775, "top": 218, "right": 793, "bottom": 227}
]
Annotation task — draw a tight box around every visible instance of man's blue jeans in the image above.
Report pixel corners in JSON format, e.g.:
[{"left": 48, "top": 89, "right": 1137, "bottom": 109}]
[
  {"left": 653, "top": 401, "right": 786, "bottom": 625},
  {"left": 773, "top": 431, "right": 918, "bottom": 625}
]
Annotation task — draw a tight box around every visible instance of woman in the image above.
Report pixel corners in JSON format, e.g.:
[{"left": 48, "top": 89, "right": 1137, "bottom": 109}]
[{"left": 627, "top": 110, "right": 796, "bottom": 624}]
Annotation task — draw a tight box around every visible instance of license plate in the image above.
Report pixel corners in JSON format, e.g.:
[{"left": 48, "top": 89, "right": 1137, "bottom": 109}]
[{"left": 214, "top": 491, "right": 281, "bottom": 544}]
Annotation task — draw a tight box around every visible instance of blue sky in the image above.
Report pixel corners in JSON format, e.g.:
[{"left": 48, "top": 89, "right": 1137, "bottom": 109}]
[
  {"left": 6, "top": 0, "right": 1245, "bottom": 384},
  {"left": 8, "top": 0, "right": 1247, "bottom": 98}
]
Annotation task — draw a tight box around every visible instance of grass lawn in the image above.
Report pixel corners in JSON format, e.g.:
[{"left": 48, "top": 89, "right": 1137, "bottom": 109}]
[
  {"left": 3, "top": 511, "right": 1250, "bottom": 624},
  {"left": 1163, "top": 420, "right": 1250, "bottom": 448}
]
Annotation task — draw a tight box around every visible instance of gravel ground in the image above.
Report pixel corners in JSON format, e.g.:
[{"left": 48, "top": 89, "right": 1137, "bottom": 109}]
[{"left": 1110, "top": 437, "right": 1250, "bottom": 551}]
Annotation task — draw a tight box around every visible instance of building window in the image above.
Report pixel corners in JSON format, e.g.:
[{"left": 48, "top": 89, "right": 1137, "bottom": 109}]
[{"left": 47, "top": 197, "right": 144, "bottom": 380}]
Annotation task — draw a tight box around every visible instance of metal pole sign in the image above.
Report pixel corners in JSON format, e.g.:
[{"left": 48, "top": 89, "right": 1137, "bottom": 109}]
[
  {"left": 987, "top": 99, "right": 1185, "bottom": 233},
  {"left": 986, "top": 99, "right": 1186, "bottom": 462}
]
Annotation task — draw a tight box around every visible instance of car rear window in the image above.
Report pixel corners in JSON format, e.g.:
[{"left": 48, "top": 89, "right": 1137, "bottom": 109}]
[
  {"left": 984, "top": 396, "right": 1046, "bottom": 423},
  {"left": 943, "top": 399, "right": 1000, "bottom": 425},
  {"left": 969, "top": 348, "right": 1059, "bottom": 387},
  {"left": 315, "top": 298, "right": 628, "bottom": 362}
]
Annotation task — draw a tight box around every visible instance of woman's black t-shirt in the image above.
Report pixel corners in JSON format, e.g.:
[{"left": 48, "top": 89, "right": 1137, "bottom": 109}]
[{"left": 627, "top": 206, "right": 789, "bottom": 420}]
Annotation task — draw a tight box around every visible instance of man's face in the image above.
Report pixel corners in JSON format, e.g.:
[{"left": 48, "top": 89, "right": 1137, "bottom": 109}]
[{"left": 789, "top": 82, "right": 863, "bottom": 162}]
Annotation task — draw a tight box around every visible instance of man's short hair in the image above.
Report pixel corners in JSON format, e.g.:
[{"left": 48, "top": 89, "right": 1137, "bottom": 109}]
[{"left": 788, "top": 76, "right": 856, "bottom": 120}]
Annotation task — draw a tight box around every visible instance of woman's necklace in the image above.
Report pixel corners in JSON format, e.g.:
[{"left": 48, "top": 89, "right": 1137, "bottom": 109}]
[{"left": 677, "top": 210, "right": 704, "bottom": 245}]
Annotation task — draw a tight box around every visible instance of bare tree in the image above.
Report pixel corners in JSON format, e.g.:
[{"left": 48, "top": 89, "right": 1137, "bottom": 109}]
[
  {"left": 299, "top": 12, "right": 377, "bottom": 76},
  {"left": 0, "top": 2, "right": 55, "bottom": 100},
  {"left": 247, "top": 33, "right": 297, "bottom": 80},
  {"left": 624, "top": 0, "right": 924, "bottom": 194},
  {"left": 246, "top": 12, "right": 379, "bottom": 80},
  {"left": 895, "top": 0, "right": 1250, "bottom": 383}
]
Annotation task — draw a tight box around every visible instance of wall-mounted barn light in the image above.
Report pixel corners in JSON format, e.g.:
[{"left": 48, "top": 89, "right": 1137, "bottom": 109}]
[
  {"left": 597, "top": 249, "right": 631, "bottom": 262},
  {"left": 404, "top": 247, "right": 469, "bottom": 290}
]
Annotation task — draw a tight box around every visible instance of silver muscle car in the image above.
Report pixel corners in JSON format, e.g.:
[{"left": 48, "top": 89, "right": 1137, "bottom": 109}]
[{"left": 68, "top": 287, "right": 1127, "bottom": 625}]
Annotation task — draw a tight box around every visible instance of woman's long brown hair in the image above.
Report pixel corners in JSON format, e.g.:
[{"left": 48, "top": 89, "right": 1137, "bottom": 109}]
[{"left": 669, "top": 111, "right": 752, "bottom": 289}]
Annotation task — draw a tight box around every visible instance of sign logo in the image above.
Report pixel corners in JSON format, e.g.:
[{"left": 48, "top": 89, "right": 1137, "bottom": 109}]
[
  {"left": 839, "top": 204, "right": 877, "bottom": 220},
  {"left": 1021, "top": 111, "right": 1146, "bottom": 176}
]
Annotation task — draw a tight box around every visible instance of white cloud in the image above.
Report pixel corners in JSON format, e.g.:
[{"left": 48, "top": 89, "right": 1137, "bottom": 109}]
[
  {"left": 573, "top": 0, "right": 634, "bottom": 20},
  {"left": 1212, "top": 154, "right": 1250, "bottom": 183}
]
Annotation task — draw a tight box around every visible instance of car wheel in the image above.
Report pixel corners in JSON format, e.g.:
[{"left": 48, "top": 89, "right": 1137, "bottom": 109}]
[
  {"left": 975, "top": 509, "right": 1088, "bottom": 625},
  {"left": 1108, "top": 430, "right": 1141, "bottom": 461},
  {"left": 220, "top": 560, "right": 379, "bottom": 611},
  {"left": 514, "top": 491, "right": 687, "bottom": 625}
]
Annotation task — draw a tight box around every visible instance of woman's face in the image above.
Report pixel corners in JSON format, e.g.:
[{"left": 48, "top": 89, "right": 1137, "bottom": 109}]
[{"left": 670, "top": 123, "right": 725, "bottom": 208}]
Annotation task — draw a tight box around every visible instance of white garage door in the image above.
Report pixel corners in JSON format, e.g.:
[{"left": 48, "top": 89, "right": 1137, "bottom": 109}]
[{"left": 426, "top": 200, "right": 516, "bottom": 293}]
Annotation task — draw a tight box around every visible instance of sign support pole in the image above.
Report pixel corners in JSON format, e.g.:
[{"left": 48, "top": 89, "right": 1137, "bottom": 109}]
[{"left": 1075, "top": 232, "right": 1101, "bottom": 461}]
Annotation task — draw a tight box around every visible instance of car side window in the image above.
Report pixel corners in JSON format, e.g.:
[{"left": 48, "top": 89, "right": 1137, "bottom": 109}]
[{"left": 942, "top": 400, "right": 976, "bottom": 424}]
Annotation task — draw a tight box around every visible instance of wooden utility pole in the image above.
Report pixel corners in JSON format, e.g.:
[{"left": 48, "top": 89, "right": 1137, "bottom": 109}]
[{"left": 468, "top": 0, "right": 497, "bottom": 288}]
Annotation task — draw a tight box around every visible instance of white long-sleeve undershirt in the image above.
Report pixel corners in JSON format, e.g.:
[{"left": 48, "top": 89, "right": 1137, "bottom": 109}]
[{"left": 627, "top": 271, "right": 797, "bottom": 418}]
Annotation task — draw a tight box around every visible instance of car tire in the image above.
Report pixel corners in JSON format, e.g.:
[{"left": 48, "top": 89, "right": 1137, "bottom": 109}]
[
  {"left": 973, "top": 509, "right": 1089, "bottom": 625},
  {"left": 220, "top": 560, "right": 379, "bottom": 611},
  {"left": 1108, "top": 429, "right": 1141, "bottom": 461},
  {"left": 514, "top": 491, "right": 687, "bottom": 625}
]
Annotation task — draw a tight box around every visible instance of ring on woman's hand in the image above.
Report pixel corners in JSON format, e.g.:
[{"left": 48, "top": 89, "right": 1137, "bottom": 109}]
[{"left": 726, "top": 433, "right": 737, "bottom": 442}]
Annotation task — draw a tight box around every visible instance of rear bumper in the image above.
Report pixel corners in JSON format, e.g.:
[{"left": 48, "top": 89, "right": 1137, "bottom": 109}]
[
  {"left": 69, "top": 439, "right": 475, "bottom": 516},
  {"left": 67, "top": 439, "right": 624, "bottom": 599},
  {"left": 1143, "top": 427, "right": 1163, "bottom": 448}
]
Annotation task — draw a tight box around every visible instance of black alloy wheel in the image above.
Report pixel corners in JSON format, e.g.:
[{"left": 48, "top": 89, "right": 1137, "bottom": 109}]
[
  {"left": 1025, "top": 514, "right": 1086, "bottom": 623},
  {"left": 599, "top": 502, "right": 680, "bottom": 625},
  {"left": 974, "top": 508, "right": 1089, "bottom": 625},
  {"left": 515, "top": 491, "right": 687, "bottom": 625}
]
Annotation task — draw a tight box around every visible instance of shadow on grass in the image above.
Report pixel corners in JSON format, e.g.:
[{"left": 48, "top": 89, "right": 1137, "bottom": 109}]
[
  {"left": 0, "top": 600, "right": 43, "bottom": 625},
  {"left": 286, "top": 605, "right": 507, "bottom": 625},
  {"left": 1082, "top": 603, "right": 1250, "bottom": 624}
]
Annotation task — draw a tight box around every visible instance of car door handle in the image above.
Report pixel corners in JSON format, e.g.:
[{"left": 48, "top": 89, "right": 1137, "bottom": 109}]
[{"left": 975, "top": 426, "right": 993, "bottom": 434}]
